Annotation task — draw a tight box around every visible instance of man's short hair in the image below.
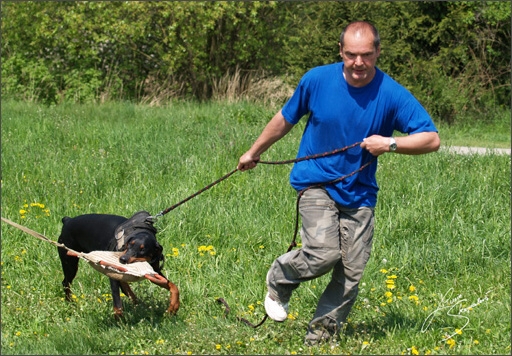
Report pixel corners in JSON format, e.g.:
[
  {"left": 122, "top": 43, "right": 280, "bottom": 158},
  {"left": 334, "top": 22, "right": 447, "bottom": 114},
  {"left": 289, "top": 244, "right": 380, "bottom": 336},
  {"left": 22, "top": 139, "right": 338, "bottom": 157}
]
[{"left": 339, "top": 21, "right": 381, "bottom": 49}]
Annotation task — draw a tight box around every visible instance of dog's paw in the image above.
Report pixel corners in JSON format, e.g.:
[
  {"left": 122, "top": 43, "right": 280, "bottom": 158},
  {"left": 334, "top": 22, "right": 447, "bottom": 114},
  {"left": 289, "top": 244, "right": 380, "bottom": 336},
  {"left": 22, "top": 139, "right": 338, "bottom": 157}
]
[{"left": 113, "top": 308, "right": 124, "bottom": 320}]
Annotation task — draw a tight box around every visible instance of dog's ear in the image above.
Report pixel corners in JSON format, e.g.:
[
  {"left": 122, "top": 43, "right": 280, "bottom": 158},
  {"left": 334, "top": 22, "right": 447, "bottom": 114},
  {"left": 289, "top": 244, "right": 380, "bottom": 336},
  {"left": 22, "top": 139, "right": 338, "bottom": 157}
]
[{"left": 119, "top": 235, "right": 133, "bottom": 251}]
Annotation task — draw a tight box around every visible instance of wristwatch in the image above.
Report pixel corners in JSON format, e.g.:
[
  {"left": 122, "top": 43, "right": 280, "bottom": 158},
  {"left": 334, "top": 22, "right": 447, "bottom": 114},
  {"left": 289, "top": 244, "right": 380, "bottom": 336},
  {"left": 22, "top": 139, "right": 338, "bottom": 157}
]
[{"left": 389, "top": 137, "right": 397, "bottom": 152}]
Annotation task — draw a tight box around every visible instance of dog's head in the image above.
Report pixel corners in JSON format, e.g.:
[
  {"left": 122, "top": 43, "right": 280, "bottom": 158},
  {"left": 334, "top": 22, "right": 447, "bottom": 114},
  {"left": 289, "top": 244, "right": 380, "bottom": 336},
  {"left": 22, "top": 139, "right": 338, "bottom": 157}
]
[{"left": 118, "top": 231, "right": 164, "bottom": 270}]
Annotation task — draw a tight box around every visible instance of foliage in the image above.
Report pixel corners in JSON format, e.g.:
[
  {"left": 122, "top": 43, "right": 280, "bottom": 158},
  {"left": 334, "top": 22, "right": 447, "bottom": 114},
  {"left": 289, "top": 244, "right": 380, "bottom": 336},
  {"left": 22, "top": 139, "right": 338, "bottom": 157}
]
[
  {"left": 1, "top": 1, "right": 287, "bottom": 103},
  {"left": 1, "top": 1, "right": 510, "bottom": 123}
]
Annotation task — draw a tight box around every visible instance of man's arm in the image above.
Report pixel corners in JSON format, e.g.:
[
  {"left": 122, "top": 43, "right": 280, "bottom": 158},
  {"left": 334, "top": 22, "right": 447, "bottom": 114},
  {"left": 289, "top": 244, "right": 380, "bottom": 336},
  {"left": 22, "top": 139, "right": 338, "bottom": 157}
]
[
  {"left": 237, "top": 109, "right": 294, "bottom": 171},
  {"left": 361, "top": 132, "right": 440, "bottom": 156}
]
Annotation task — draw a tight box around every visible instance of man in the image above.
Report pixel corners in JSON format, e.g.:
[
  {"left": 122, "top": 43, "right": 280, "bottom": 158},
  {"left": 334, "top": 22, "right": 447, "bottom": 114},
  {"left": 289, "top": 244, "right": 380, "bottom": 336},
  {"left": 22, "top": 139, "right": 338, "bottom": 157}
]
[{"left": 237, "top": 21, "right": 440, "bottom": 344}]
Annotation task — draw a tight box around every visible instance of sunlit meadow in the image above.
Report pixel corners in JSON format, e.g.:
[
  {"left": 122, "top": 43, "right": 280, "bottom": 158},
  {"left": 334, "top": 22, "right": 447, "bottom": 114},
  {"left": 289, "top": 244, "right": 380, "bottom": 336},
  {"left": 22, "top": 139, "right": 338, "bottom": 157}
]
[{"left": 1, "top": 100, "right": 510, "bottom": 354}]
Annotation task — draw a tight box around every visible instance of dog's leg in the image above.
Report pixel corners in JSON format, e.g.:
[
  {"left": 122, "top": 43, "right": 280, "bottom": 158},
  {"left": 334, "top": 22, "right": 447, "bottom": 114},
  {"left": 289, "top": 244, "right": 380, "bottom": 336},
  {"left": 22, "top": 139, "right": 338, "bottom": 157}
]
[
  {"left": 120, "top": 282, "right": 138, "bottom": 305},
  {"left": 109, "top": 279, "right": 124, "bottom": 319},
  {"left": 58, "top": 247, "right": 79, "bottom": 301}
]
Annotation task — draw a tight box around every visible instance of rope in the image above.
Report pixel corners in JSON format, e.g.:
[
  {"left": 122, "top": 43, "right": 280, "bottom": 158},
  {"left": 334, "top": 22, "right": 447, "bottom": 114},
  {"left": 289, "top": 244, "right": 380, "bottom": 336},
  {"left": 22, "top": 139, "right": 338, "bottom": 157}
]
[
  {"left": 154, "top": 168, "right": 239, "bottom": 218},
  {"left": 152, "top": 141, "right": 366, "bottom": 220},
  {"left": 1, "top": 217, "right": 66, "bottom": 249}
]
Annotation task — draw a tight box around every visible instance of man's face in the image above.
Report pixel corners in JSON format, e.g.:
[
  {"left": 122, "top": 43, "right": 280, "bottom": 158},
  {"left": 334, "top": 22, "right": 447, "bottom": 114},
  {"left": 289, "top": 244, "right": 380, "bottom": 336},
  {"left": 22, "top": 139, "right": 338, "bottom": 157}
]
[{"left": 339, "top": 30, "right": 380, "bottom": 88}]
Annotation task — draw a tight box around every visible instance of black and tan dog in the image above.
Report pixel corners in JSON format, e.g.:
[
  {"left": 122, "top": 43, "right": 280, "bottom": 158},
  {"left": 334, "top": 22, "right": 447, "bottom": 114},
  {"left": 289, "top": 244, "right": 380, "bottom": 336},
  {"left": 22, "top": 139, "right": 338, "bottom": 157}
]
[{"left": 57, "top": 211, "right": 179, "bottom": 318}]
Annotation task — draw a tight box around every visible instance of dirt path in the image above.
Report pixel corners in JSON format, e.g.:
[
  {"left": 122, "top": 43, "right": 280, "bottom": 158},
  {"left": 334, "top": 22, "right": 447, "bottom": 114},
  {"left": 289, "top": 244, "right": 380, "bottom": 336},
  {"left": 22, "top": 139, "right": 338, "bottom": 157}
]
[{"left": 440, "top": 146, "right": 510, "bottom": 155}]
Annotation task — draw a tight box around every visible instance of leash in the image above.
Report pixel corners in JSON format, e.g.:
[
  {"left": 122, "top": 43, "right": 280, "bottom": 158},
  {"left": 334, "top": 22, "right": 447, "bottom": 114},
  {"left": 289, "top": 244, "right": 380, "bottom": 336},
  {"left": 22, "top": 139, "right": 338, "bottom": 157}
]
[
  {"left": 147, "top": 142, "right": 374, "bottom": 327},
  {"left": 149, "top": 168, "right": 240, "bottom": 221},
  {"left": 147, "top": 141, "right": 369, "bottom": 328},
  {"left": 148, "top": 141, "right": 365, "bottom": 222}
]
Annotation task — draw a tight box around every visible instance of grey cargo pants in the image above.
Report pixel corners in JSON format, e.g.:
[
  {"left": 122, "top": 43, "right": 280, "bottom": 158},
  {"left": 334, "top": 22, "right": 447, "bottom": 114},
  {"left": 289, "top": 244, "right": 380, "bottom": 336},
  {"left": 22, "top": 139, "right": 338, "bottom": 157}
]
[{"left": 266, "top": 188, "right": 374, "bottom": 338}]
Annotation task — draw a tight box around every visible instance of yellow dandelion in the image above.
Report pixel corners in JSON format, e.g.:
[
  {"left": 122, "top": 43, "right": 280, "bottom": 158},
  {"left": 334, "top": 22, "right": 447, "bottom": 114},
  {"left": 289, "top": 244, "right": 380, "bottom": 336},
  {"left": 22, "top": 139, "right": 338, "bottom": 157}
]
[
  {"left": 19, "top": 209, "right": 27, "bottom": 215},
  {"left": 408, "top": 295, "right": 419, "bottom": 302},
  {"left": 15, "top": 331, "right": 21, "bottom": 336},
  {"left": 384, "top": 291, "right": 393, "bottom": 298},
  {"left": 473, "top": 340, "right": 479, "bottom": 345},
  {"left": 455, "top": 328, "right": 462, "bottom": 335},
  {"left": 215, "top": 344, "right": 221, "bottom": 350},
  {"left": 380, "top": 268, "right": 388, "bottom": 273},
  {"left": 409, "top": 285, "right": 416, "bottom": 292},
  {"left": 259, "top": 245, "right": 265, "bottom": 249},
  {"left": 362, "top": 341, "right": 370, "bottom": 345},
  {"left": 387, "top": 274, "right": 398, "bottom": 279},
  {"left": 411, "top": 345, "right": 419, "bottom": 355},
  {"left": 248, "top": 304, "right": 255, "bottom": 312},
  {"left": 446, "top": 338, "right": 456, "bottom": 348}
]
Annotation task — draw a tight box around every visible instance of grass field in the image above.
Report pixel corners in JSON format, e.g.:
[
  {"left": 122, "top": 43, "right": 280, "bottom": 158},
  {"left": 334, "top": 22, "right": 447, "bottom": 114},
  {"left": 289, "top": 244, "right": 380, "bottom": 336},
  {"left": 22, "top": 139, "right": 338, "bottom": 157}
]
[{"left": 1, "top": 100, "right": 510, "bottom": 355}]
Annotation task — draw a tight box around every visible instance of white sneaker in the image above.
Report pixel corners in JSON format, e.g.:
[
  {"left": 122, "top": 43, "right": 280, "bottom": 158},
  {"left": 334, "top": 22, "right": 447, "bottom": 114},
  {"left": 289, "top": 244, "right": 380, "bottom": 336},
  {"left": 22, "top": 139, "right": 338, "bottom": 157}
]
[{"left": 264, "top": 292, "right": 289, "bottom": 322}]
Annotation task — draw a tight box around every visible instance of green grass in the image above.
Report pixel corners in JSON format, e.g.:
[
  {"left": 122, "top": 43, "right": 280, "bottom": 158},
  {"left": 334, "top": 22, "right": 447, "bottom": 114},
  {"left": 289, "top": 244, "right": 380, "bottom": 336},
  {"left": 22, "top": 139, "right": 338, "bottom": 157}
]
[
  {"left": 1, "top": 100, "right": 510, "bottom": 355},
  {"left": 436, "top": 108, "right": 511, "bottom": 149}
]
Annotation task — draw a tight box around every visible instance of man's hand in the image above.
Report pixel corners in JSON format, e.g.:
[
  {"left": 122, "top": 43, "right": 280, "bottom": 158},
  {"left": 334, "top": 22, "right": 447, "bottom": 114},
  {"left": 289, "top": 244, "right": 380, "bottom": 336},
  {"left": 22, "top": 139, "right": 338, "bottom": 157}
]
[
  {"left": 237, "top": 152, "right": 259, "bottom": 171},
  {"left": 360, "top": 135, "right": 389, "bottom": 156}
]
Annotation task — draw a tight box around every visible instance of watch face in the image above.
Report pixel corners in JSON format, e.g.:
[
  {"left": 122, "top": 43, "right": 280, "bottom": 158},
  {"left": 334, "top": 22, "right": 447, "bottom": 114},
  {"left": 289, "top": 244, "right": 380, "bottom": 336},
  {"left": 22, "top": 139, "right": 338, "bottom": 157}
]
[{"left": 390, "top": 143, "right": 397, "bottom": 151}]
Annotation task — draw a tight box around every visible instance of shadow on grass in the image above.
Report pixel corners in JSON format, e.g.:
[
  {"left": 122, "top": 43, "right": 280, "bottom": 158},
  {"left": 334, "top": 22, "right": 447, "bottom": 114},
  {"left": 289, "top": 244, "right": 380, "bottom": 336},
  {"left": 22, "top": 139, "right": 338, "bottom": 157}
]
[
  {"left": 98, "top": 295, "right": 182, "bottom": 328},
  {"left": 344, "top": 310, "right": 421, "bottom": 341}
]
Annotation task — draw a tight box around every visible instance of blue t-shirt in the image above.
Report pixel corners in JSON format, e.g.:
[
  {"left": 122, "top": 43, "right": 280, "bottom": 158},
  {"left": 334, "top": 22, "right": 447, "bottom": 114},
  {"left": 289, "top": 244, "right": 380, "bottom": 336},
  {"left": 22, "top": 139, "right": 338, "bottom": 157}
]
[{"left": 282, "top": 62, "right": 437, "bottom": 208}]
